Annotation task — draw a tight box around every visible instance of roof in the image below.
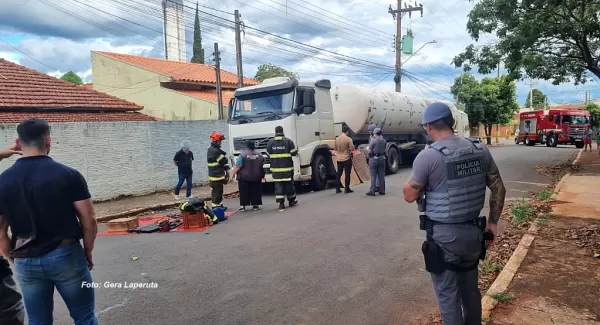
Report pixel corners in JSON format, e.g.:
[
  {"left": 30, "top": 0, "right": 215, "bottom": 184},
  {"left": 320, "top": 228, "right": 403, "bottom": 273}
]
[
  {"left": 95, "top": 52, "right": 261, "bottom": 86},
  {"left": 176, "top": 89, "right": 236, "bottom": 105},
  {"left": 549, "top": 104, "right": 587, "bottom": 110},
  {"left": 0, "top": 112, "right": 157, "bottom": 123},
  {"left": 82, "top": 83, "right": 93, "bottom": 90},
  {"left": 0, "top": 59, "right": 143, "bottom": 111}
]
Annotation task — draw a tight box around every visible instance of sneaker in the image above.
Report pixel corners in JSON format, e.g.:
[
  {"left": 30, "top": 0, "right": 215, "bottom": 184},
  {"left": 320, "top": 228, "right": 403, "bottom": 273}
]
[
  {"left": 252, "top": 206, "right": 259, "bottom": 211},
  {"left": 238, "top": 206, "right": 246, "bottom": 212},
  {"left": 173, "top": 194, "right": 181, "bottom": 201},
  {"left": 278, "top": 202, "right": 285, "bottom": 211},
  {"left": 366, "top": 192, "right": 376, "bottom": 196}
]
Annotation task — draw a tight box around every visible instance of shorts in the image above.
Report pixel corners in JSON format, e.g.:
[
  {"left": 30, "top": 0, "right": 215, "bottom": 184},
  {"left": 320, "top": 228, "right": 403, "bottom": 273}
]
[{"left": 584, "top": 139, "right": 592, "bottom": 145}]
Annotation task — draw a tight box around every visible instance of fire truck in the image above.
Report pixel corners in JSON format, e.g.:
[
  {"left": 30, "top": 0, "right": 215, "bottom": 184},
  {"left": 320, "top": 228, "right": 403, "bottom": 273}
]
[{"left": 516, "top": 108, "right": 592, "bottom": 148}]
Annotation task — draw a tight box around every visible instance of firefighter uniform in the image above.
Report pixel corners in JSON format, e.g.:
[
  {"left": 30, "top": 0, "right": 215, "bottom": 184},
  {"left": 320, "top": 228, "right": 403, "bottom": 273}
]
[
  {"left": 266, "top": 131, "right": 298, "bottom": 211},
  {"left": 207, "top": 132, "right": 229, "bottom": 209}
]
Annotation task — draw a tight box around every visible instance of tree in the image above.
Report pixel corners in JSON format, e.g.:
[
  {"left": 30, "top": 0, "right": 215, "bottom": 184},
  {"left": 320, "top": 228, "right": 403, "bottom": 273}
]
[
  {"left": 60, "top": 71, "right": 83, "bottom": 85},
  {"left": 254, "top": 64, "right": 299, "bottom": 82},
  {"left": 524, "top": 89, "right": 548, "bottom": 110},
  {"left": 451, "top": 73, "right": 519, "bottom": 144},
  {"left": 586, "top": 103, "right": 600, "bottom": 127},
  {"left": 190, "top": 2, "right": 205, "bottom": 64},
  {"left": 452, "top": 1, "right": 600, "bottom": 86}
]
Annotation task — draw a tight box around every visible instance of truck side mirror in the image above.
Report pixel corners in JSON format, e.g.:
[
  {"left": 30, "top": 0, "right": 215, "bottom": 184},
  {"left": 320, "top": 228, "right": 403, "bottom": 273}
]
[{"left": 227, "top": 98, "right": 234, "bottom": 121}]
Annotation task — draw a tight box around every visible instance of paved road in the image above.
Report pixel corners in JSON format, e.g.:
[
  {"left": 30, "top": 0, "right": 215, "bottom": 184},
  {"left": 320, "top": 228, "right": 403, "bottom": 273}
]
[{"left": 46, "top": 144, "right": 576, "bottom": 325}]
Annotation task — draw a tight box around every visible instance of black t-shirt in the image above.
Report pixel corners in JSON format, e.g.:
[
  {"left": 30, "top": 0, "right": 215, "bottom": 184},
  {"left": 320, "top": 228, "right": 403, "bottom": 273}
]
[
  {"left": 174, "top": 149, "right": 194, "bottom": 174},
  {"left": 0, "top": 155, "right": 91, "bottom": 258},
  {"left": 0, "top": 256, "right": 10, "bottom": 279}
]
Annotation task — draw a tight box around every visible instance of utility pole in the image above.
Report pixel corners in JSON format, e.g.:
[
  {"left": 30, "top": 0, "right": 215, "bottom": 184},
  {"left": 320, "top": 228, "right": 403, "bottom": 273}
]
[
  {"left": 497, "top": 62, "right": 500, "bottom": 78},
  {"left": 388, "top": 1, "right": 423, "bottom": 93},
  {"left": 234, "top": 10, "right": 244, "bottom": 88},
  {"left": 528, "top": 79, "right": 534, "bottom": 109},
  {"left": 213, "top": 42, "right": 223, "bottom": 120}
]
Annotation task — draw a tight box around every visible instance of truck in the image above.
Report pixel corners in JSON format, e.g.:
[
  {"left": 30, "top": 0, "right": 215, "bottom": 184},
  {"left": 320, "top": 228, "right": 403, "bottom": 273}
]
[
  {"left": 227, "top": 77, "right": 469, "bottom": 191},
  {"left": 516, "top": 108, "right": 592, "bottom": 148}
]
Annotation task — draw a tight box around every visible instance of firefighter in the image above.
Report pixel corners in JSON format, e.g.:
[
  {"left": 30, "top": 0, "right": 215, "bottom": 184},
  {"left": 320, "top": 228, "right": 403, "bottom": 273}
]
[
  {"left": 207, "top": 131, "right": 230, "bottom": 210},
  {"left": 266, "top": 126, "right": 298, "bottom": 211}
]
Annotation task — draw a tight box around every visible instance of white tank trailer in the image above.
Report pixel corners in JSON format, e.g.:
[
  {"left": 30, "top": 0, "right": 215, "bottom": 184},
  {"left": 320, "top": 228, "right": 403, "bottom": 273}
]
[{"left": 331, "top": 84, "right": 468, "bottom": 137}]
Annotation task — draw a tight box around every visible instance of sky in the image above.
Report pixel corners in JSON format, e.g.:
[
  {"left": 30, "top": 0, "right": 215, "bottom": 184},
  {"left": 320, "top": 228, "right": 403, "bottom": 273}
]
[{"left": 0, "top": 0, "right": 599, "bottom": 106}]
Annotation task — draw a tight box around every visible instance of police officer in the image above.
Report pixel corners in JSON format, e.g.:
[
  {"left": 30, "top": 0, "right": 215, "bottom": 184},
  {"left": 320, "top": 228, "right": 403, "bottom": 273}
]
[
  {"left": 266, "top": 126, "right": 298, "bottom": 211},
  {"left": 366, "top": 128, "right": 386, "bottom": 196},
  {"left": 402, "top": 102, "right": 506, "bottom": 325},
  {"left": 367, "top": 123, "right": 380, "bottom": 192},
  {"left": 207, "top": 131, "right": 230, "bottom": 210}
]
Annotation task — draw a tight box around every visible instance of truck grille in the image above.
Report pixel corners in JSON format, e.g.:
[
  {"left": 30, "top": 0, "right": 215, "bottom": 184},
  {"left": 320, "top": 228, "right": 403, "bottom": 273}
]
[
  {"left": 568, "top": 127, "right": 585, "bottom": 136},
  {"left": 233, "top": 137, "right": 272, "bottom": 151}
]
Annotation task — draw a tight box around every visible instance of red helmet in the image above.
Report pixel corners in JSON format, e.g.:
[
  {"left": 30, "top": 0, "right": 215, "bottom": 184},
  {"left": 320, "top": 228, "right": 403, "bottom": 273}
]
[{"left": 210, "top": 131, "right": 225, "bottom": 142}]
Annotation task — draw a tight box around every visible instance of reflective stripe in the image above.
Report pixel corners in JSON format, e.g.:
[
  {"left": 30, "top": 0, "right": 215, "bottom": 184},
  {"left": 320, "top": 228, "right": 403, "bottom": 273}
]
[
  {"left": 274, "top": 136, "right": 283, "bottom": 140},
  {"left": 207, "top": 162, "right": 219, "bottom": 167},
  {"left": 209, "top": 176, "right": 225, "bottom": 181},
  {"left": 273, "top": 178, "right": 292, "bottom": 182},
  {"left": 275, "top": 195, "right": 285, "bottom": 199},
  {"left": 211, "top": 202, "right": 223, "bottom": 207},
  {"left": 216, "top": 155, "right": 226, "bottom": 162},
  {"left": 270, "top": 153, "right": 291, "bottom": 158},
  {"left": 271, "top": 167, "right": 294, "bottom": 172},
  {"left": 290, "top": 148, "right": 298, "bottom": 153}
]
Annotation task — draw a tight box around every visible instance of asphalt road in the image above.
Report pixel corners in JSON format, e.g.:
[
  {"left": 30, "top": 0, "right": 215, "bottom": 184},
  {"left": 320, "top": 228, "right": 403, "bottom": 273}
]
[{"left": 46, "top": 143, "right": 576, "bottom": 325}]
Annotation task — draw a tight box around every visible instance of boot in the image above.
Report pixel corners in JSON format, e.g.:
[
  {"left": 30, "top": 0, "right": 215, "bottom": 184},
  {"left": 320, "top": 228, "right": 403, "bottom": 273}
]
[
  {"left": 344, "top": 188, "right": 353, "bottom": 193},
  {"left": 278, "top": 202, "right": 285, "bottom": 211},
  {"left": 289, "top": 198, "right": 298, "bottom": 207}
]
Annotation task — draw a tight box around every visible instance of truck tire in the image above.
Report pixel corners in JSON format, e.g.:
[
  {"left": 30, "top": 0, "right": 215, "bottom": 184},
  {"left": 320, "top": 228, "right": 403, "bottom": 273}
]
[
  {"left": 386, "top": 146, "right": 400, "bottom": 174},
  {"left": 514, "top": 137, "right": 519, "bottom": 145},
  {"left": 525, "top": 137, "right": 535, "bottom": 146},
  {"left": 575, "top": 142, "right": 584, "bottom": 149},
  {"left": 547, "top": 135, "right": 558, "bottom": 147},
  {"left": 310, "top": 154, "right": 328, "bottom": 191}
]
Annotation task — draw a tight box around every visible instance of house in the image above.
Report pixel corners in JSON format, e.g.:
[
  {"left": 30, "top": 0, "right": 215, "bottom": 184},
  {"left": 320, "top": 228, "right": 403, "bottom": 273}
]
[
  {"left": 0, "top": 58, "right": 156, "bottom": 123},
  {"left": 90, "top": 52, "right": 260, "bottom": 121}
]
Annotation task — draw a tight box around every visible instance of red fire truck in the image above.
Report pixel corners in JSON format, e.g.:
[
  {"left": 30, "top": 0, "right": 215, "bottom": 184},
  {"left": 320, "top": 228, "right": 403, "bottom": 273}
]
[{"left": 516, "top": 108, "right": 592, "bottom": 148}]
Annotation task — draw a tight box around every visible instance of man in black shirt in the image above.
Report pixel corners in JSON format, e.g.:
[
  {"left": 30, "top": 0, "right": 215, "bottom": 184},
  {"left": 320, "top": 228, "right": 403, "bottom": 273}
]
[
  {"left": 0, "top": 144, "right": 25, "bottom": 325},
  {"left": 0, "top": 118, "right": 98, "bottom": 325},
  {"left": 173, "top": 140, "right": 194, "bottom": 200}
]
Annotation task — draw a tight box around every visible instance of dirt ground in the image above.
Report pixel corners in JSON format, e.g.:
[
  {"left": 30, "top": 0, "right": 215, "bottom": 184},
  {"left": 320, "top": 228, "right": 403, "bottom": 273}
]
[{"left": 490, "top": 217, "right": 600, "bottom": 325}]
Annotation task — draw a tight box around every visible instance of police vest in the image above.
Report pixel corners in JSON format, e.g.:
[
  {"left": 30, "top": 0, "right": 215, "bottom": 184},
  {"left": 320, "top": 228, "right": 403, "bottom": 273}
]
[
  {"left": 207, "top": 143, "right": 227, "bottom": 182},
  {"left": 425, "top": 140, "right": 487, "bottom": 223},
  {"left": 266, "top": 136, "right": 297, "bottom": 181},
  {"left": 238, "top": 151, "right": 265, "bottom": 182}
]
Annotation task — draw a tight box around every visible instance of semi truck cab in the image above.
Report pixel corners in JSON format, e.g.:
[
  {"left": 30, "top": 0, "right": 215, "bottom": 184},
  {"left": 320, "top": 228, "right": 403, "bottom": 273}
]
[{"left": 227, "top": 77, "right": 336, "bottom": 190}]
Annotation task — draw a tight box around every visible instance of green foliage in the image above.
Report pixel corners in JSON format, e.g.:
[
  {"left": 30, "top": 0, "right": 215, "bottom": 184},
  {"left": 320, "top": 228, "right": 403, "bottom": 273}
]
[
  {"left": 586, "top": 103, "right": 600, "bottom": 127},
  {"left": 254, "top": 64, "right": 299, "bottom": 82},
  {"left": 60, "top": 71, "right": 83, "bottom": 85},
  {"left": 511, "top": 197, "right": 534, "bottom": 226},
  {"left": 452, "top": 1, "right": 600, "bottom": 85},
  {"left": 489, "top": 292, "right": 515, "bottom": 303},
  {"left": 190, "top": 3, "right": 205, "bottom": 64},
  {"left": 534, "top": 213, "right": 553, "bottom": 226},
  {"left": 451, "top": 73, "right": 519, "bottom": 144},
  {"left": 479, "top": 260, "right": 501, "bottom": 275},
  {"left": 525, "top": 89, "right": 547, "bottom": 110}
]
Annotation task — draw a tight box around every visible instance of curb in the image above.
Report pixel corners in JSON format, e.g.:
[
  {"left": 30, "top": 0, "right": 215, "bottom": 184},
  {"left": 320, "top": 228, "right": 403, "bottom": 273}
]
[
  {"left": 572, "top": 149, "right": 583, "bottom": 166},
  {"left": 550, "top": 149, "right": 582, "bottom": 200},
  {"left": 97, "top": 191, "right": 240, "bottom": 223},
  {"left": 481, "top": 230, "right": 536, "bottom": 319}
]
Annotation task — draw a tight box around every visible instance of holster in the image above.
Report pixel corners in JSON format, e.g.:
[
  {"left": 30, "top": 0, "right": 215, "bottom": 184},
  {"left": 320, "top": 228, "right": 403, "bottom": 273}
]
[{"left": 479, "top": 230, "right": 495, "bottom": 260}]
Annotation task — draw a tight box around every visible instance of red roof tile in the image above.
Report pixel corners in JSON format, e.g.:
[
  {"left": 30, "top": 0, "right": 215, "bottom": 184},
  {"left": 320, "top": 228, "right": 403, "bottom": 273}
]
[
  {"left": 177, "top": 89, "right": 236, "bottom": 105},
  {"left": 0, "top": 59, "right": 143, "bottom": 111},
  {"left": 95, "top": 52, "right": 260, "bottom": 86},
  {"left": 82, "top": 83, "right": 93, "bottom": 90},
  {"left": 0, "top": 112, "right": 157, "bottom": 123},
  {"left": 549, "top": 104, "right": 587, "bottom": 110}
]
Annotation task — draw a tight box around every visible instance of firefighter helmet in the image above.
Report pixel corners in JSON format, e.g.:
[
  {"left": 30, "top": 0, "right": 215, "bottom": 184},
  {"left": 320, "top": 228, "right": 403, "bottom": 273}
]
[{"left": 210, "top": 131, "right": 225, "bottom": 142}]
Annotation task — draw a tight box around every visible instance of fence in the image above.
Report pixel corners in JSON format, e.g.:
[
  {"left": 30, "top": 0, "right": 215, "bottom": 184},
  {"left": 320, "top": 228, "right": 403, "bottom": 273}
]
[{"left": 0, "top": 120, "right": 229, "bottom": 201}]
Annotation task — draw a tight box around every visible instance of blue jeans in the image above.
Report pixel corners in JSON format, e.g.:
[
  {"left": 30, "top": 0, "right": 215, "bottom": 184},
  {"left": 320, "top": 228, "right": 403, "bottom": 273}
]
[
  {"left": 175, "top": 172, "right": 193, "bottom": 197},
  {"left": 14, "top": 241, "right": 97, "bottom": 325}
]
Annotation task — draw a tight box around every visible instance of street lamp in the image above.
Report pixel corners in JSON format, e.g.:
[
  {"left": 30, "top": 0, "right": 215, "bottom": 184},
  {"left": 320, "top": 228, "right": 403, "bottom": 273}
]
[{"left": 402, "top": 40, "right": 437, "bottom": 65}]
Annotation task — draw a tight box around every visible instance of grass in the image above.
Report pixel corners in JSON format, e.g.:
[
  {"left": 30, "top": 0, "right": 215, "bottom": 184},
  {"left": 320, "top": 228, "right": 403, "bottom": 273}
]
[
  {"left": 489, "top": 292, "right": 515, "bottom": 303},
  {"left": 479, "top": 260, "right": 501, "bottom": 275},
  {"left": 537, "top": 189, "right": 553, "bottom": 201},
  {"left": 534, "top": 213, "right": 553, "bottom": 226},
  {"left": 511, "top": 197, "right": 535, "bottom": 226},
  {"left": 591, "top": 220, "right": 600, "bottom": 225}
]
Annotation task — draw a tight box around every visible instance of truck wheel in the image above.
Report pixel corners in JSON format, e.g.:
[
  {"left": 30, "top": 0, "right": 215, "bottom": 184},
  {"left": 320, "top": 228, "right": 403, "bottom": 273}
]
[
  {"left": 548, "top": 135, "right": 558, "bottom": 147},
  {"left": 525, "top": 137, "right": 535, "bottom": 146},
  {"left": 575, "top": 142, "right": 584, "bottom": 149},
  {"left": 514, "top": 137, "right": 519, "bottom": 145},
  {"left": 386, "top": 147, "right": 400, "bottom": 174},
  {"left": 310, "top": 154, "right": 328, "bottom": 191}
]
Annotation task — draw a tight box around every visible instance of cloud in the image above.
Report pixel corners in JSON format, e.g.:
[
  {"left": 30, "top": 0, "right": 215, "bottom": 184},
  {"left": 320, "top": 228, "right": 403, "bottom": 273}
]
[{"left": 0, "top": 0, "right": 597, "bottom": 106}]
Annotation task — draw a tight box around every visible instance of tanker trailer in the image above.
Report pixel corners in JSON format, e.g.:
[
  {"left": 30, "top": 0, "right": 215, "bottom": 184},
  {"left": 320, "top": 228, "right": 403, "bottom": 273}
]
[{"left": 227, "top": 77, "right": 468, "bottom": 191}]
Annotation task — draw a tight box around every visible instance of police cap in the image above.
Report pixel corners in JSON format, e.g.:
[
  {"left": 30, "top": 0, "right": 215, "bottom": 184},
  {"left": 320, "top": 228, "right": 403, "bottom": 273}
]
[
  {"left": 422, "top": 102, "right": 453, "bottom": 125},
  {"left": 368, "top": 124, "right": 377, "bottom": 132},
  {"left": 373, "top": 127, "right": 382, "bottom": 135}
]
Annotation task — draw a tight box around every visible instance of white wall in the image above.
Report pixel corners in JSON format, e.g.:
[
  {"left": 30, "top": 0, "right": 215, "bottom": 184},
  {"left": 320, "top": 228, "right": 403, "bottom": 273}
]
[{"left": 0, "top": 121, "right": 229, "bottom": 201}]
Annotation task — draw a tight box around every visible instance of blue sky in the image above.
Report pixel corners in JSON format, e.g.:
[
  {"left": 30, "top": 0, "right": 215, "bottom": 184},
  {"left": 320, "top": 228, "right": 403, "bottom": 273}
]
[{"left": 0, "top": 0, "right": 598, "bottom": 106}]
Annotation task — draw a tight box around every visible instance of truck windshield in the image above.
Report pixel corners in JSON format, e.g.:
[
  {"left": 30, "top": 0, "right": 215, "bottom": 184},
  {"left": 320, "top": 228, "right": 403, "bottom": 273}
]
[
  {"left": 562, "top": 115, "right": 590, "bottom": 125},
  {"left": 230, "top": 92, "right": 294, "bottom": 124}
]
